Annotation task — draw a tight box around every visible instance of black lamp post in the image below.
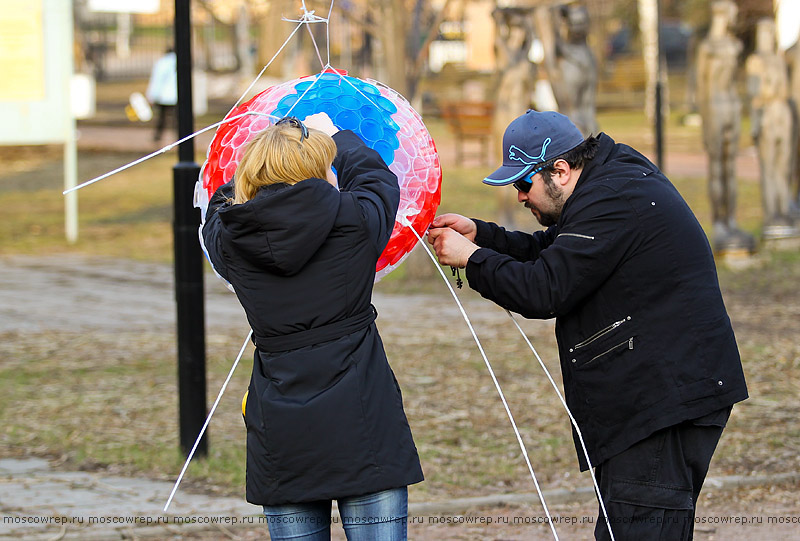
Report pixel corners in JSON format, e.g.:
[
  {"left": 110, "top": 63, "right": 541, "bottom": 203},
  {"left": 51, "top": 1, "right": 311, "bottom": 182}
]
[
  {"left": 173, "top": 0, "right": 207, "bottom": 456},
  {"left": 654, "top": 0, "right": 665, "bottom": 170}
]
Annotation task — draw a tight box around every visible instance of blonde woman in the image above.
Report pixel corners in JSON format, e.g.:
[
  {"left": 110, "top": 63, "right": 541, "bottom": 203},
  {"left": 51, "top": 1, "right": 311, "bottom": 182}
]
[{"left": 202, "top": 113, "right": 423, "bottom": 540}]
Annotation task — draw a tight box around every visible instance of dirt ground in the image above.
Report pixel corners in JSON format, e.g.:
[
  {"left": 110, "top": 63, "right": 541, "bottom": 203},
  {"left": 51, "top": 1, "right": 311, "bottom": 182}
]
[{"left": 138, "top": 484, "right": 800, "bottom": 540}]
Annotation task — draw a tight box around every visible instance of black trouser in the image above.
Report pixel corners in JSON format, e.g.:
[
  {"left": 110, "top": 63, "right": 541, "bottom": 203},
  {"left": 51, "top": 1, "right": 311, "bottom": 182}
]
[
  {"left": 594, "top": 407, "right": 730, "bottom": 541},
  {"left": 153, "top": 103, "right": 176, "bottom": 141}
]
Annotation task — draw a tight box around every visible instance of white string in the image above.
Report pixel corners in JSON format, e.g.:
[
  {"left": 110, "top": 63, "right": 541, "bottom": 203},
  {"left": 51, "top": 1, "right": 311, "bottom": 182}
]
[
  {"left": 225, "top": 20, "right": 306, "bottom": 116},
  {"left": 505, "top": 312, "right": 615, "bottom": 540},
  {"left": 280, "top": 61, "right": 385, "bottom": 123},
  {"left": 302, "top": 5, "right": 326, "bottom": 71},
  {"left": 406, "top": 225, "right": 560, "bottom": 541},
  {"left": 62, "top": 112, "right": 280, "bottom": 195},
  {"left": 64, "top": 3, "right": 320, "bottom": 196},
  {"left": 293, "top": 63, "right": 389, "bottom": 120},
  {"left": 283, "top": 0, "right": 328, "bottom": 24},
  {"left": 326, "top": 0, "right": 335, "bottom": 66},
  {"left": 283, "top": 69, "right": 328, "bottom": 118},
  {"left": 163, "top": 330, "right": 253, "bottom": 513}
]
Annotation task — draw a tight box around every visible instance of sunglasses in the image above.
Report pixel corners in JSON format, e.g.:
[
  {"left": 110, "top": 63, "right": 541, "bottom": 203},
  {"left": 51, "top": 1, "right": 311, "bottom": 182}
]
[
  {"left": 275, "top": 116, "right": 309, "bottom": 142},
  {"left": 513, "top": 162, "right": 552, "bottom": 193},
  {"left": 513, "top": 170, "right": 539, "bottom": 193},
  {"left": 513, "top": 177, "right": 532, "bottom": 193}
]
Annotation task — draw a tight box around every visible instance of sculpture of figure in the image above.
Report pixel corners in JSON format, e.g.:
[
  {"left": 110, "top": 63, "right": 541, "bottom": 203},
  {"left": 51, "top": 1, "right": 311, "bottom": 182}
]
[
  {"left": 492, "top": 6, "right": 536, "bottom": 227},
  {"left": 536, "top": 3, "right": 598, "bottom": 136},
  {"left": 556, "top": 3, "right": 598, "bottom": 136},
  {"left": 696, "top": 0, "right": 755, "bottom": 252},
  {"left": 745, "top": 18, "right": 798, "bottom": 237},
  {"left": 786, "top": 38, "right": 800, "bottom": 215}
]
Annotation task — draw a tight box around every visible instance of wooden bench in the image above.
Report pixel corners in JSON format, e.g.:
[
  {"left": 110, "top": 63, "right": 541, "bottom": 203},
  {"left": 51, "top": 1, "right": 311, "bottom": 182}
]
[
  {"left": 598, "top": 54, "right": 648, "bottom": 107},
  {"left": 440, "top": 101, "right": 495, "bottom": 165}
]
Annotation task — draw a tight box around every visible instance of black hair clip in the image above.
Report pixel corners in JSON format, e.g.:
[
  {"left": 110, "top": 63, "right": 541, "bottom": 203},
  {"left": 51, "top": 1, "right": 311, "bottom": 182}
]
[{"left": 276, "top": 116, "right": 308, "bottom": 142}]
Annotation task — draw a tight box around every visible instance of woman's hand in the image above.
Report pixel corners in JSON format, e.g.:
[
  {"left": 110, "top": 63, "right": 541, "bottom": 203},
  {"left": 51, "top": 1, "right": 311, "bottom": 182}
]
[{"left": 303, "top": 112, "right": 339, "bottom": 136}]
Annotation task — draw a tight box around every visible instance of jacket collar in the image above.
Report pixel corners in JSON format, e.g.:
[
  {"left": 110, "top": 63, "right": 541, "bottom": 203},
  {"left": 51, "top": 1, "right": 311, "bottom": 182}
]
[
  {"left": 573, "top": 132, "right": 615, "bottom": 193},
  {"left": 218, "top": 178, "right": 340, "bottom": 276},
  {"left": 553, "top": 133, "right": 616, "bottom": 230}
]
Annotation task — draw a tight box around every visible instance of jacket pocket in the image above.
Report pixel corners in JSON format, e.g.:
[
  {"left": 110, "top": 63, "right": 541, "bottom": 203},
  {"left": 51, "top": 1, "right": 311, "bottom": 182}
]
[
  {"left": 610, "top": 478, "right": 693, "bottom": 510},
  {"left": 570, "top": 316, "right": 631, "bottom": 352},
  {"left": 569, "top": 316, "right": 632, "bottom": 369},
  {"left": 581, "top": 337, "right": 635, "bottom": 368},
  {"left": 567, "top": 316, "right": 667, "bottom": 427}
]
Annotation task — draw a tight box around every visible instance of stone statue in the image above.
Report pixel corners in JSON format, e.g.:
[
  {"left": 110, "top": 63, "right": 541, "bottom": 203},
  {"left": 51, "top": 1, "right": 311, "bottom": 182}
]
[
  {"left": 696, "top": 0, "right": 755, "bottom": 253},
  {"left": 786, "top": 38, "right": 800, "bottom": 215},
  {"left": 745, "top": 18, "right": 798, "bottom": 238},
  {"left": 492, "top": 6, "right": 536, "bottom": 227},
  {"left": 535, "top": 2, "right": 598, "bottom": 136}
]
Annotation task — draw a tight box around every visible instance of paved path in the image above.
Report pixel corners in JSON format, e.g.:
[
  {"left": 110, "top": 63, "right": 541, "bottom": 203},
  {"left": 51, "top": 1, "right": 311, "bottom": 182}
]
[
  {"left": 0, "top": 457, "right": 260, "bottom": 540},
  {"left": 0, "top": 254, "right": 518, "bottom": 336}
]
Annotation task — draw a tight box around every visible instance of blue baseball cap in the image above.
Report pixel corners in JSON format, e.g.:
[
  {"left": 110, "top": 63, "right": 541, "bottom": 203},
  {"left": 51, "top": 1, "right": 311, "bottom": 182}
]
[{"left": 483, "top": 110, "right": 585, "bottom": 186}]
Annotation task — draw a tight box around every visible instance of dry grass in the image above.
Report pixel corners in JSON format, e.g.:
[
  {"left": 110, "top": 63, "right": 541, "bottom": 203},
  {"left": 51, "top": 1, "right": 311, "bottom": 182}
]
[{"left": 1, "top": 249, "right": 798, "bottom": 503}]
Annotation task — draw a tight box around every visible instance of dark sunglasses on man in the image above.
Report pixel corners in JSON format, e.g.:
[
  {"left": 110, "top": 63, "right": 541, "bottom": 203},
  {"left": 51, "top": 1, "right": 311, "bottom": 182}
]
[
  {"left": 513, "top": 161, "right": 554, "bottom": 193},
  {"left": 513, "top": 175, "right": 533, "bottom": 193}
]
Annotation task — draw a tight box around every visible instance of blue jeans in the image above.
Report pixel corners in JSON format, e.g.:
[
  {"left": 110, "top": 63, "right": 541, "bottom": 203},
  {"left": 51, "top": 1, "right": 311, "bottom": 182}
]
[{"left": 263, "top": 486, "right": 408, "bottom": 540}]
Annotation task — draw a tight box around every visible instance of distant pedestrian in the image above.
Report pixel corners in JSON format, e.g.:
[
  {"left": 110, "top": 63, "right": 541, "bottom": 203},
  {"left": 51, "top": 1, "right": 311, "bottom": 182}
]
[{"left": 146, "top": 48, "right": 177, "bottom": 142}]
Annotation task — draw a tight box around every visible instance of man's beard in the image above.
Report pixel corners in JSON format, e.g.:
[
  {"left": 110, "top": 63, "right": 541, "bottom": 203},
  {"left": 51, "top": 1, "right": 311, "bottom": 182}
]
[
  {"left": 524, "top": 202, "right": 559, "bottom": 226},
  {"left": 525, "top": 177, "right": 565, "bottom": 227}
]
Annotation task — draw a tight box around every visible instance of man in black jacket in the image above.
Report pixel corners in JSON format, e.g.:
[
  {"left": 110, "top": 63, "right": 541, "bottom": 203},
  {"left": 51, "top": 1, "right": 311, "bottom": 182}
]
[{"left": 428, "top": 110, "right": 747, "bottom": 540}]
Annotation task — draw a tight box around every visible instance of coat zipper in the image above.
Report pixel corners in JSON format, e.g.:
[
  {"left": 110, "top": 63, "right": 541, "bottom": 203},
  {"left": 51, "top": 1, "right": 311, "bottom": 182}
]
[
  {"left": 587, "top": 337, "right": 634, "bottom": 365},
  {"left": 570, "top": 316, "right": 631, "bottom": 352},
  {"left": 557, "top": 233, "right": 595, "bottom": 240}
]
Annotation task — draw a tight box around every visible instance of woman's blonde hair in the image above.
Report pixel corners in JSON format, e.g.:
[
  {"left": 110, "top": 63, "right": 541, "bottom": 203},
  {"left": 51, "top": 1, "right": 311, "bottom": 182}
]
[{"left": 233, "top": 121, "right": 337, "bottom": 204}]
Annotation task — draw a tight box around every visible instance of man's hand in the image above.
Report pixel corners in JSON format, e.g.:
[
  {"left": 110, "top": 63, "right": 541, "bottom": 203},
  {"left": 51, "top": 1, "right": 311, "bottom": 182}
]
[
  {"left": 427, "top": 226, "right": 479, "bottom": 269},
  {"left": 430, "top": 213, "right": 477, "bottom": 242}
]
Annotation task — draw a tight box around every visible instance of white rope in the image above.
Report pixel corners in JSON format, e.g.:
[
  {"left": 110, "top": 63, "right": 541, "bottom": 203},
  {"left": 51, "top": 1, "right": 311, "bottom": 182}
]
[
  {"left": 227, "top": 0, "right": 333, "bottom": 116},
  {"left": 282, "top": 69, "right": 327, "bottom": 118},
  {"left": 280, "top": 60, "right": 386, "bottom": 122},
  {"left": 300, "top": 3, "right": 327, "bottom": 71},
  {"left": 325, "top": 1, "right": 335, "bottom": 67},
  {"left": 64, "top": 3, "right": 322, "bottom": 195},
  {"left": 163, "top": 330, "right": 253, "bottom": 513},
  {"left": 407, "top": 225, "right": 560, "bottom": 541},
  {"left": 504, "top": 312, "right": 616, "bottom": 540},
  {"left": 62, "top": 112, "right": 279, "bottom": 195},
  {"left": 225, "top": 20, "right": 306, "bottom": 115},
  {"left": 290, "top": 63, "right": 390, "bottom": 121}
]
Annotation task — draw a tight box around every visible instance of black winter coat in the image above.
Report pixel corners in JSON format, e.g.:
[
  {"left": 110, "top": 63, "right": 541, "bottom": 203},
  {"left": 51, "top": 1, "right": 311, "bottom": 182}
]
[
  {"left": 202, "top": 130, "right": 423, "bottom": 505},
  {"left": 466, "top": 133, "right": 748, "bottom": 469}
]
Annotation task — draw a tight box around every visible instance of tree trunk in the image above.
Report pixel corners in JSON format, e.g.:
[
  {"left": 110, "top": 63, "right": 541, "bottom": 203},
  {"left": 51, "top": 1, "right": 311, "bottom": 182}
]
[
  {"left": 257, "top": 0, "right": 295, "bottom": 78},
  {"left": 374, "top": 0, "right": 409, "bottom": 97},
  {"left": 638, "top": 0, "right": 668, "bottom": 122}
]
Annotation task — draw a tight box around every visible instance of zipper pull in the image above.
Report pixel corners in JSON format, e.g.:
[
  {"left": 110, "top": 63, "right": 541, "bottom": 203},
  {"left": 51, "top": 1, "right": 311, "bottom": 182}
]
[{"left": 628, "top": 337, "right": 634, "bottom": 349}]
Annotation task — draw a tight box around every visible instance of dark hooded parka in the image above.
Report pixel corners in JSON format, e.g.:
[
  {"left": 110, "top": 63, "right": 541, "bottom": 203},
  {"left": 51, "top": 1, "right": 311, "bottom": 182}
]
[{"left": 202, "top": 130, "right": 423, "bottom": 505}]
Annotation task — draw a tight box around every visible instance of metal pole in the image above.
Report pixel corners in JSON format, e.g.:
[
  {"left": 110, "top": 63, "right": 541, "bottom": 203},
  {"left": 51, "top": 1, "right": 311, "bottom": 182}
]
[
  {"left": 64, "top": 1, "right": 78, "bottom": 244},
  {"left": 174, "top": 0, "right": 207, "bottom": 456},
  {"left": 654, "top": 0, "right": 664, "bottom": 170}
]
